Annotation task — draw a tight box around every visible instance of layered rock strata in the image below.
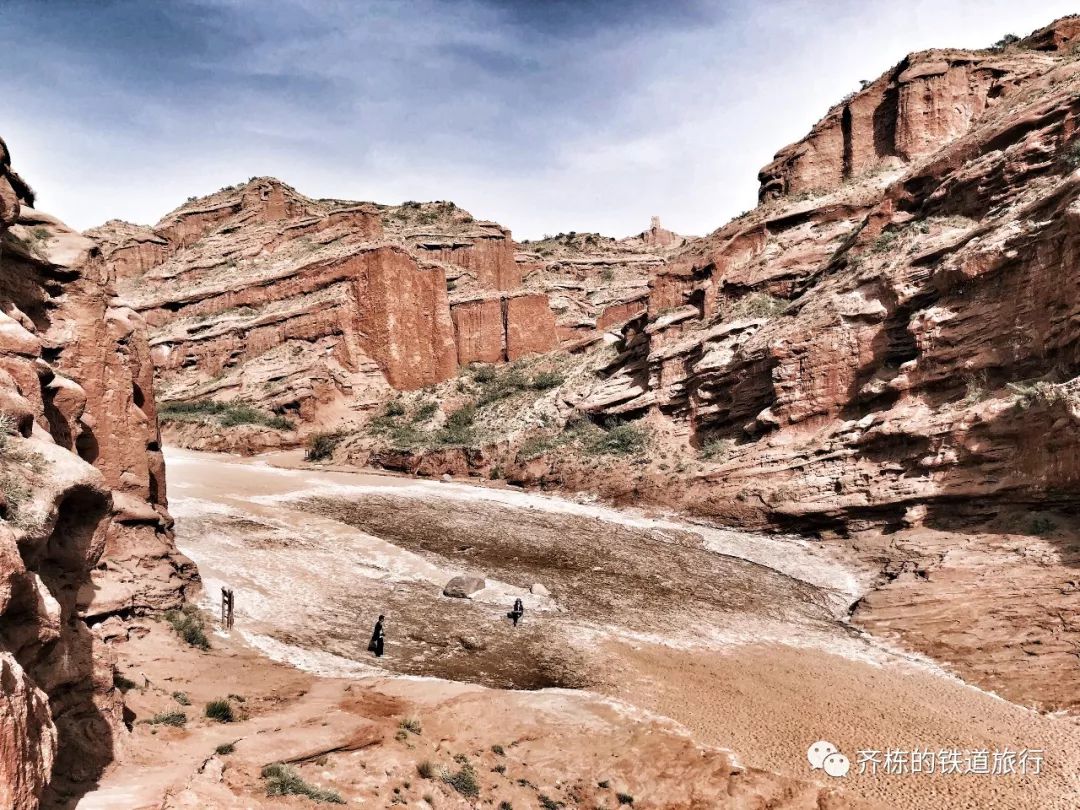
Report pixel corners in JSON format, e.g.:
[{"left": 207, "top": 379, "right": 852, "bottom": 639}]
[
  {"left": 589, "top": 18, "right": 1080, "bottom": 529},
  {"left": 0, "top": 138, "right": 190, "bottom": 809},
  {"left": 96, "top": 182, "right": 681, "bottom": 435},
  {"left": 569, "top": 17, "right": 1080, "bottom": 711}
]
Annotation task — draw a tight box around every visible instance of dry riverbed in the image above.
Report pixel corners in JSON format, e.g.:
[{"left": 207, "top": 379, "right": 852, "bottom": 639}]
[{"left": 106, "top": 447, "right": 1080, "bottom": 810}]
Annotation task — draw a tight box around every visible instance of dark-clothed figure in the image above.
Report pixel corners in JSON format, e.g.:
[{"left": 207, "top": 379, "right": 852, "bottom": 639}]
[
  {"left": 369, "top": 614, "right": 385, "bottom": 657},
  {"left": 511, "top": 597, "right": 524, "bottom": 627}
]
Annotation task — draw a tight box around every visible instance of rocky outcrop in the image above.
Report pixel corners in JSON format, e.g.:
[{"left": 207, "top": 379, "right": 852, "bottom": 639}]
[
  {"left": 589, "top": 20, "right": 1080, "bottom": 524},
  {"left": 514, "top": 225, "right": 687, "bottom": 348},
  {"left": 567, "top": 17, "right": 1080, "bottom": 711},
  {"left": 0, "top": 138, "right": 191, "bottom": 808},
  {"left": 757, "top": 39, "right": 1061, "bottom": 201},
  {"left": 97, "top": 181, "right": 683, "bottom": 442},
  {"left": 450, "top": 292, "right": 559, "bottom": 364}
]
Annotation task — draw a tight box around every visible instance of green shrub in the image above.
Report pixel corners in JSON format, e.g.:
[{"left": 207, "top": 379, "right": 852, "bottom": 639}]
[
  {"left": 147, "top": 711, "right": 186, "bottom": 727},
  {"left": 0, "top": 471, "right": 42, "bottom": 532},
  {"left": 205, "top": 699, "right": 235, "bottom": 723},
  {"left": 540, "top": 797, "right": 561, "bottom": 810},
  {"left": 491, "top": 743, "right": 505, "bottom": 756},
  {"left": 700, "top": 437, "right": 734, "bottom": 461},
  {"left": 617, "top": 794, "right": 635, "bottom": 806},
  {"left": 306, "top": 431, "right": 346, "bottom": 461},
  {"left": 172, "top": 691, "right": 191, "bottom": 706},
  {"left": 1007, "top": 381, "right": 1068, "bottom": 410},
  {"left": 159, "top": 400, "right": 293, "bottom": 431},
  {"left": 991, "top": 33, "right": 1020, "bottom": 51},
  {"left": 1029, "top": 515, "right": 1056, "bottom": 535},
  {"left": 476, "top": 367, "right": 530, "bottom": 405},
  {"left": 963, "top": 372, "right": 989, "bottom": 405},
  {"left": 1063, "top": 141, "right": 1080, "bottom": 170},
  {"left": 530, "top": 370, "right": 564, "bottom": 390},
  {"left": 261, "top": 763, "right": 344, "bottom": 803},
  {"left": 416, "top": 760, "right": 435, "bottom": 779},
  {"left": 215, "top": 742, "right": 236, "bottom": 755},
  {"left": 399, "top": 716, "right": 422, "bottom": 735},
  {"left": 385, "top": 400, "right": 406, "bottom": 417},
  {"left": 585, "top": 422, "right": 649, "bottom": 457},
  {"left": 413, "top": 400, "right": 438, "bottom": 422},
  {"left": 446, "top": 404, "right": 476, "bottom": 429},
  {"left": 442, "top": 763, "right": 480, "bottom": 797},
  {"left": 726, "top": 292, "right": 787, "bottom": 321},
  {"left": 433, "top": 405, "right": 476, "bottom": 446},
  {"left": 517, "top": 431, "right": 568, "bottom": 461},
  {"left": 870, "top": 230, "right": 899, "bottom": 254},
  {"left": 164, "top": 604, "right": 210, "bottom": 650},
  {"left": 472, "top": 365, "right": 496, "bottom": 383}
]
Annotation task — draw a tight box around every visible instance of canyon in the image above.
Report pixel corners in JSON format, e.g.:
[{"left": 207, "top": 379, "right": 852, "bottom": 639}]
[{"left": 2, "top": 12, "right": 1080, "bottom": 810}]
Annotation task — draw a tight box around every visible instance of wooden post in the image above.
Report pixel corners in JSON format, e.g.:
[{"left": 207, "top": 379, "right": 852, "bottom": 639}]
[{"left": 221, "top": 587, "right": 234, "bottom": 630}]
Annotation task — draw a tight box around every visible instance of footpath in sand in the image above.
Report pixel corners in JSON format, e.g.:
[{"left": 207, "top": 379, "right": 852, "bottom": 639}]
[{"left": 92, "top": 447, "right": 1080, "bottom": 809}]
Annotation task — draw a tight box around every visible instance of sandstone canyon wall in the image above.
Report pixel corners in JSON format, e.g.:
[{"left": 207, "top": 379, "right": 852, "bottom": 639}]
[
  {"left": 337, "top": 18, "right": 1080, "bottom": 714},
  {"left": 0, "top": 138, "right": 191, "bottom": 809},
  {"left": 585, "top": 18, "right": 1080, "bottom": 532},
  {"left": 93, "top": 182, "right": 683, "bottom": 442}
]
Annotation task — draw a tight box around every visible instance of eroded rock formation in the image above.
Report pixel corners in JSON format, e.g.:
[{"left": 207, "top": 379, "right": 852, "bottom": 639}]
[
  {"left": 0, "top": 138, "right": 191, "bottom": 808},
  {"left": 339, "top": 17, "right": 1080, "bottom": 715},
  {"left": 94, "top": 187, "right": 545, "bottom": 428},
  {"left": 515, "top": 223, "right": 689, "bottom": 349},
  {"left": 571, "top": 16, "right": 1080, "bottom": 710},
  {"left": 95, "top": 181, "right": 681, "bottom": 442}
]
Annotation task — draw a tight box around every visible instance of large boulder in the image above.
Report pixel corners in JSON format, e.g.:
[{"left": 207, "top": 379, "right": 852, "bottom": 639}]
[{"left": 442, "top": 575, "right": 486, "bottom": 599}]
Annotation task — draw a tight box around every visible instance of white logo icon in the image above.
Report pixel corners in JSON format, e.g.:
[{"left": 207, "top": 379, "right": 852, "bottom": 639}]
[
  {"left": 807, "top": 740, "right": 838, "bottom": 770},
  {"left": 823, "top": 752, "right": 850, "bottom": 777},
  {"left": 807, "top": 740, "right": 848, "bottom": 777}
]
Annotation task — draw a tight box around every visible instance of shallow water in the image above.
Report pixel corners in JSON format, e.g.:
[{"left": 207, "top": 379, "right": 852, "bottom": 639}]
[
  {"left": 165, "top": 447, "right": 1080, "bottom": 809},
  {"left": 165, "top": 446, "right": 875, "bottom": 686}
]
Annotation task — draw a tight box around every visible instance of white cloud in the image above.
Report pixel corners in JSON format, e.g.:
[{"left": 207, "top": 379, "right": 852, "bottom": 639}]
[{"left": 3, "top": 0, "right": 1077, "bottom": 240}]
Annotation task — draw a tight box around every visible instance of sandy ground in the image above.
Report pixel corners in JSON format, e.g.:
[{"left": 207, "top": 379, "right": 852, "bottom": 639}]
[
  {"left": 79, "top": 622, "right": 864, "bottom": 809},
  {"left": 150, "top": 447, "right": 1080, "bottom": 809}
]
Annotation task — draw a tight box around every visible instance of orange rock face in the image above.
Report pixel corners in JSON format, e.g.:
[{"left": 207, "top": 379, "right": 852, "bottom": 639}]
[
  {"left": 449, "top": 292, "right": 560, "bottom": 364},
  {"left": 575, "top": 17, "right": 1080, "bottom": 711},
  {"left": 514, "top": 227, "right": 684, "bottom": 349},
  {"left": 97, "top": 182, "right": 661, "bottom": 440},
  {"left": 505, "top": 293, "right": 559, "bottom": 360},
  {"left": 350, "top": 247, "right": 458, "bottom": 389},
  {"left": 451, "top": 297, "right": 504, "bottom": 364},
  {"left": 0, "top": 137, "right": 191, "bottom": 808}
]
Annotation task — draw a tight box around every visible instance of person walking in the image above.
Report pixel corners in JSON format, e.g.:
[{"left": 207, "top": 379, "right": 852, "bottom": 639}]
[
  {"left": 368, "top": 614, "right": 385, "bottom": 657},
  {"left": 511, "top": 597, "right": 524, "bottom": 627}
]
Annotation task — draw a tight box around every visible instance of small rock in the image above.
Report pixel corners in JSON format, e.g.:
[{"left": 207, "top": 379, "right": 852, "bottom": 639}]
[
  {"left": 529, "top": 583, "right": 551, "bottom": 597},
  {"left": 441, "top": 473, "right": 452, "bottom": 482},
  {"left": 127, "top": 623, "right": 152, "bottom": 640},
  {"left": 443, "top": 575, "right": 485, "bottom": 598},
  {"left": 458, "top": 635, "right": 486, "bottom": 651}
]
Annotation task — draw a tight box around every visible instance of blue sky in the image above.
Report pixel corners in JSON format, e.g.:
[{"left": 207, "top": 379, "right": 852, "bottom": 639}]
[{"left": 2, "top": 0, "right": 1076, "bottom": 239}]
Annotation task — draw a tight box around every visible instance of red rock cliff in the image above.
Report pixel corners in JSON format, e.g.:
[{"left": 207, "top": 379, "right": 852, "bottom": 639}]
[
  {"left": 94, "top": 184, "right": 580, "bottom": 441},
  {"left": 573, "top": 17, "right": 1080, "bottom": 711},
  {"left": 0, "top": 137, "right": 191, "bottom": 809}
]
